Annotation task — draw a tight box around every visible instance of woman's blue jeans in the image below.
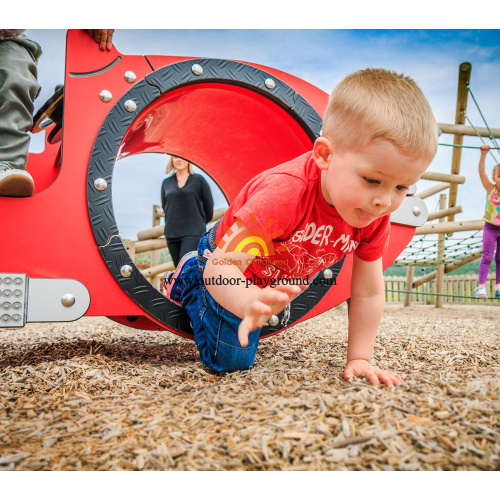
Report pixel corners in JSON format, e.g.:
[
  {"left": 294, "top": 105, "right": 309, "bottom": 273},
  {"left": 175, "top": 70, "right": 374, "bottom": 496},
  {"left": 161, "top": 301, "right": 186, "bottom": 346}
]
[{"left": 180, "top": 230, "right": 261, "bottom": 372}]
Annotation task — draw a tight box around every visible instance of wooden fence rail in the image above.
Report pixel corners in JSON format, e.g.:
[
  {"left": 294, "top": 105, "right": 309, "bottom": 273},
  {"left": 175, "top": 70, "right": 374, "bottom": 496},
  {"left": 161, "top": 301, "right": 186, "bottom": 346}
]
[{"left": 385, "top": 274, "right": 499, "bottom": 305}]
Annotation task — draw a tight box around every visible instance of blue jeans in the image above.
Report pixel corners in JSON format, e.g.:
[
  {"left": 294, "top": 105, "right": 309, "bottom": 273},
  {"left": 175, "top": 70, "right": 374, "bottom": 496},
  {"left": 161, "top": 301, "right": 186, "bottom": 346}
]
[{"left": 180, "top": 229, "right": 261, "bottom": 372}]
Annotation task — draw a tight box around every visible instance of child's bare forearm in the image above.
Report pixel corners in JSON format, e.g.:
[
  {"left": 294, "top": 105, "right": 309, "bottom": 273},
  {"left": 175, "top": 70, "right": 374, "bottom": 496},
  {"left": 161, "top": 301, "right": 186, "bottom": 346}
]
[
  {"left": 204, "top": 255, "right": 260, "bottom": 319},
  {"left": 346, "top": 292, "right": 385, "bottom": 362},
  {"left": 478, "top": 146, "right": 492, "bottom": 191}
]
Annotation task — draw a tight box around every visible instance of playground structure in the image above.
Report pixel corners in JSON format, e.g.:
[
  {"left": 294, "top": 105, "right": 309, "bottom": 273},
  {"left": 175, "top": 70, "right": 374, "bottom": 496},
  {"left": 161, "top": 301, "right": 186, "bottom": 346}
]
[
  {"left": 387, "top": 62, "right": 500, "bottom": 306},
  {"left": 0, "top": 29, "right": 426, "bottom": 336}
]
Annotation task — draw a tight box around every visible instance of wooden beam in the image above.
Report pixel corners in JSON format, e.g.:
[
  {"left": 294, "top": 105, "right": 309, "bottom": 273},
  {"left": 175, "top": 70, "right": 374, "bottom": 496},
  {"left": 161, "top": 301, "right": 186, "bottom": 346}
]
[
  {"left": 448, "top": 62, "right": 471, "bottom": 224},
  {"left": 427, "top": 205, "right": 462, "bottom": 222},
  {"left": 420, "top": 171, "right": 465, "bottom": 184},
  {"left": 140, "top": 261, "right": 175, "bottom": 278},
  {"left": 135, "top": 238, "right": 167, "bottom": 254},
  {"left": 137, "top": 224, "right": 165, "bottom": 241},
  {"left": 438, "top": 122, "right": 500, "bottom": 139},
  {"left": 412, "top": 253, "right": 482, "bottom": 288},
  {"left": 415, "top": 219, "right": 484, "bottom": 235},
  {"left": 444, "top": 252, "right": 482, "bottom": 274},
  {"left": 415, "top": 182, "right": 450, "bottom": 200}
]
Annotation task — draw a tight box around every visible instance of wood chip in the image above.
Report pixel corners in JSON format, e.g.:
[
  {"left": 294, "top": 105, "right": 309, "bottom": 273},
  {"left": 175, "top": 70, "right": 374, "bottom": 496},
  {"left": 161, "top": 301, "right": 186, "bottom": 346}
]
[{"left": 0, "top": 305, "right": 499, "bottom": 470}]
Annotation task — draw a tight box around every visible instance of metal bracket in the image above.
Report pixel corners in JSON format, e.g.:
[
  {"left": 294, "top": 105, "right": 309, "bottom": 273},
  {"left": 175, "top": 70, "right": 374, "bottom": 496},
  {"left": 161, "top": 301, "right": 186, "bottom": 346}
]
[
  {"left": 390, "top": 196, "right": 428, "bottom": 227},
  {"left": 0, "top": 274, "right": 90, "bottom": 327}
]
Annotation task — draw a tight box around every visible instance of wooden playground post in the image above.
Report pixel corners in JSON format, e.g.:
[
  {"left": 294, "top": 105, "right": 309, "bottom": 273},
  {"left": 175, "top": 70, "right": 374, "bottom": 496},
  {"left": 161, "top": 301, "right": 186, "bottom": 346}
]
[
  {"left": 404, "top": 265, "right": 414, "bottom": 307},
  {"left": 435, "top": 194, "right": 447, "bottom": 308},
  {"left": 150, "top": 204, "right": 162, "bottom": 290},
  {"left": 447, "top": 62, "right": 471, "bottom": 226},
  {"left": 124, "top": 240, "right": 135, "bottom": 260}
]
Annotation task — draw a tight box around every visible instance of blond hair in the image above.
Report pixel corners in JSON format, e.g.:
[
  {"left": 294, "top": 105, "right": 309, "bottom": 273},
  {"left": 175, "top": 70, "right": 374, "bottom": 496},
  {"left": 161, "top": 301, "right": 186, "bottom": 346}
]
[
  {"left": 166, "top": 155, "right": 194, "bottom": 175},
  {"left": 323, "top": 68, "right": 438, "bottom": 163},
  {"left": 492, "top": 164, "right": 500, "bottom": 179}
]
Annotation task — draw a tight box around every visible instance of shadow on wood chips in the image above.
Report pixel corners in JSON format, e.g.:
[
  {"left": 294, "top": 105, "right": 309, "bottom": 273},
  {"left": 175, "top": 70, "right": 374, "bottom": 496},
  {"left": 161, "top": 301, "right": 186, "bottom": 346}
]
[{"left": 0, "top": 340, "right": 200, "bottom": 369}]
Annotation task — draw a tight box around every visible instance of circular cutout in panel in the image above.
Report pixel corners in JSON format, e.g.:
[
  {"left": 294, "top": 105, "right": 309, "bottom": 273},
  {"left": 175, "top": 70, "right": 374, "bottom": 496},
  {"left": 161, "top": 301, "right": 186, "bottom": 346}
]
[
  {"left": 87, "top": 58, "right": 342, "bottom": 339},
  {"left": 112, "top": 152, "right": 228, "bottom": 280}
]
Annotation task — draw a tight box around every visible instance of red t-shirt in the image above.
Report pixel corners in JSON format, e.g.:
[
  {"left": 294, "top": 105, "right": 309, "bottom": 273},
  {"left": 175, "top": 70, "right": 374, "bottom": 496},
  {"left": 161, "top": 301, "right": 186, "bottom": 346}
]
[{"left": 216, "top": 151, "right": 390, "bottom": 283}]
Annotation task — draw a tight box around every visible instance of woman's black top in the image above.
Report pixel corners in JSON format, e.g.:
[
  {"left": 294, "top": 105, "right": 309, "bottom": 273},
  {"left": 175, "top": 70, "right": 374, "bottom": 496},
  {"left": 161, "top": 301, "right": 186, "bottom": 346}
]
[{"left": 161, "top": 173, "right": 214, "bottom": 239}]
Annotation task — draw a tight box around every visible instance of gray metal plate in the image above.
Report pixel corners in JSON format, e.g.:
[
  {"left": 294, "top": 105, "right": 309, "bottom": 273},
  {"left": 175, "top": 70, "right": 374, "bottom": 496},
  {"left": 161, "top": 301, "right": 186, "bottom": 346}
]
[
  {"left": 27, "top": 279, "right": 90, "bottom": 323},
  {"left": 0, "top": 274, "right": 28, "bottom": 328},
  {"left": 390, "top": 196, "right": 428, "bottom": 227}
]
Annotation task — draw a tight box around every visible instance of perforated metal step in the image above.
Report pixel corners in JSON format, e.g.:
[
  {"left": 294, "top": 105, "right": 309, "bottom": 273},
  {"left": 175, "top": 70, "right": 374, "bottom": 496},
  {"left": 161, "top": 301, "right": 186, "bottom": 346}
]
[
  {"left": 0, "top": 274, "right": 90, "bottom": 328},
  {"left": 0, "top": 274, "right": 28, "bottom": 327}
]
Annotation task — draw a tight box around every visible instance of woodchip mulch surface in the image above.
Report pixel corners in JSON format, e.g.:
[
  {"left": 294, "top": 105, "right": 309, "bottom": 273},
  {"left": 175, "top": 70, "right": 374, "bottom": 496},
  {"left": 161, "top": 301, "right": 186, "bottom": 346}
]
[{"left": 0, "top": 304, "right": 498, "bottom": 471}]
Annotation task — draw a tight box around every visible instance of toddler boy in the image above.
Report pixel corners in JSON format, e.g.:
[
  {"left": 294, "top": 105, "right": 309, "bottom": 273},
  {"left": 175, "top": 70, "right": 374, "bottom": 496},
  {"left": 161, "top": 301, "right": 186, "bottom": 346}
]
[{"left": 165, "top": 68, "right": 438, "bottom": 386}]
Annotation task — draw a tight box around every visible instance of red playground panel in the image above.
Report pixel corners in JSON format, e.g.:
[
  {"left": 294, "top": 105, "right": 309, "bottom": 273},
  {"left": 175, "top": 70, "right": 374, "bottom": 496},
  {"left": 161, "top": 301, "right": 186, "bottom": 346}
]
[{"left": 0, "top": 30, "right": 425, "bottom": 337}]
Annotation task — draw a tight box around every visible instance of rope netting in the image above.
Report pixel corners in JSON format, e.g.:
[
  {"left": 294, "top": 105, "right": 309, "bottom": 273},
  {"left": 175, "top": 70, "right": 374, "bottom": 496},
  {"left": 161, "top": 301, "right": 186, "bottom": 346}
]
[{"left": 393, "top": 230, "right": 483, "bottom": 267}]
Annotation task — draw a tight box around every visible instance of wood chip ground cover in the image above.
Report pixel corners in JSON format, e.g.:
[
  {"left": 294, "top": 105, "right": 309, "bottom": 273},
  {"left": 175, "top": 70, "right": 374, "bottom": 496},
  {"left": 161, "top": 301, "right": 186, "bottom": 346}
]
[{"left": 0, "top": 304, "right": 498, "bottom": 470}]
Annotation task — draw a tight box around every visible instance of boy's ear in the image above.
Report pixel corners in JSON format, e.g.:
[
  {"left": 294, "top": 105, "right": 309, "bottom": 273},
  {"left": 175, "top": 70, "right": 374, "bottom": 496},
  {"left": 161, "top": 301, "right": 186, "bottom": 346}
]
[{"left": 313, "top": 137, "right": 332, "bottom": 170}]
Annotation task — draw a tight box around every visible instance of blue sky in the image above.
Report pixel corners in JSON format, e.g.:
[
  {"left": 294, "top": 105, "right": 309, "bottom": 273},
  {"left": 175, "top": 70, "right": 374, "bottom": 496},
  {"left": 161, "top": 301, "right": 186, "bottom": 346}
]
[{"left": 24, "top": 29, "right": 500, "bottom": 239}]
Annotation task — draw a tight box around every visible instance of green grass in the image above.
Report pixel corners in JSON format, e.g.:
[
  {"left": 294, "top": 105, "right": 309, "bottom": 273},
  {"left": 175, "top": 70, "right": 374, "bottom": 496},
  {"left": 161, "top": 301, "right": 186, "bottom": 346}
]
[{"left": 384, "top": 260, "right": 481, "bottom": 277}]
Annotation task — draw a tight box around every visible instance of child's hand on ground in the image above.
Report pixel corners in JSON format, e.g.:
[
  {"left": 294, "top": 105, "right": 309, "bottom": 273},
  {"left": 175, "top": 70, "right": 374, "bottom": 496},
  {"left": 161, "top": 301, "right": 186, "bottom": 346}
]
[
  {"left": 344, "top": 359, "right": 402, "bottom": 387},
  {"left": 238, "top": 283, "right": 308, "bottom": 347},
  {"left": 480, "top": 145, "right": 490, "bottom": 154}
]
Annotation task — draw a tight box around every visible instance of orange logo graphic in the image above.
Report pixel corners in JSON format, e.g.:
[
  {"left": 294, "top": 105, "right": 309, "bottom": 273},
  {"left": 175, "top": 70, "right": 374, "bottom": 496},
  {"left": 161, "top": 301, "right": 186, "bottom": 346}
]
[{"left": 217, "top": 213, "right": 287, "bottom": 257}]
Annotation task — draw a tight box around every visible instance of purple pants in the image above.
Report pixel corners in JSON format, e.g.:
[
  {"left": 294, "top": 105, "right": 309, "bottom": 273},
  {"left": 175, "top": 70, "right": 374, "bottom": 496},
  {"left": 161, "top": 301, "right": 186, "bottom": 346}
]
[{"left": 479, "top": 222, "right": 500, "bottom": 284}]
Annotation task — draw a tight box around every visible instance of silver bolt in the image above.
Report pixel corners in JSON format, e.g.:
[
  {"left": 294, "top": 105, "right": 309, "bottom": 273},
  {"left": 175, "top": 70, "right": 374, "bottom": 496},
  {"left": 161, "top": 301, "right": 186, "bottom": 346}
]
[
  {"left": 124, "top": 71, "right": 136, "bottom": 83},
  {"left": 268, "top": 315, "right": 279, "bottom": 327},
  {"left": 323, "top": 269, "right": 333, "bottom": 280},
  {"left": 191, "top": 64, "right": 203, "bottom": 76},
  {"left": 120, "top": 265, "right": 133, "bottom": 278},
  {"left": 124, "top": 100, "right": 137, "bottom": 112},
  {"left": 99, "top": 90, "right": 112, "bottom": 102},
  {"left": 94, "top": 178, "right": 108, "bottom": 191},
  {"left": 413, "top": 206, "right": 422, "bottom": 217},
  {"left": 61, "top": 294, "right": 75, "bottom": 307},
  {"left": 265, "top": 78, "right": 276, "bottom": 89}
]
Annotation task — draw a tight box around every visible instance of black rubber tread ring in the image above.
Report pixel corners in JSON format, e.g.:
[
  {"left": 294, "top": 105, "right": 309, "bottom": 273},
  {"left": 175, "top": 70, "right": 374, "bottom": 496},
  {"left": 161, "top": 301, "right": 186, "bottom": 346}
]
[{"left": 86, "top": 57, "right": 339, "bottom": 339}]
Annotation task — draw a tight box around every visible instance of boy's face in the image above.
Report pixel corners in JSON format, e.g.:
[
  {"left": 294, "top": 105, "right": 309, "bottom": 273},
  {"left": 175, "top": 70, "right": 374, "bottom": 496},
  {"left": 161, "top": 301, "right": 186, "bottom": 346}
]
[{"left": 317, "top": 139, "right": 429, "bottom": 228}]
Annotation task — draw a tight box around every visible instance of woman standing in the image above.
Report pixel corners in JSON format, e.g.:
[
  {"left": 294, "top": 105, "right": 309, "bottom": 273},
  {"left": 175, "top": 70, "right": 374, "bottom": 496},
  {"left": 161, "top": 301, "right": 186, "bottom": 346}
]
[{"left": 161, "top": 155, "right": 214, "bottom": 267}]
